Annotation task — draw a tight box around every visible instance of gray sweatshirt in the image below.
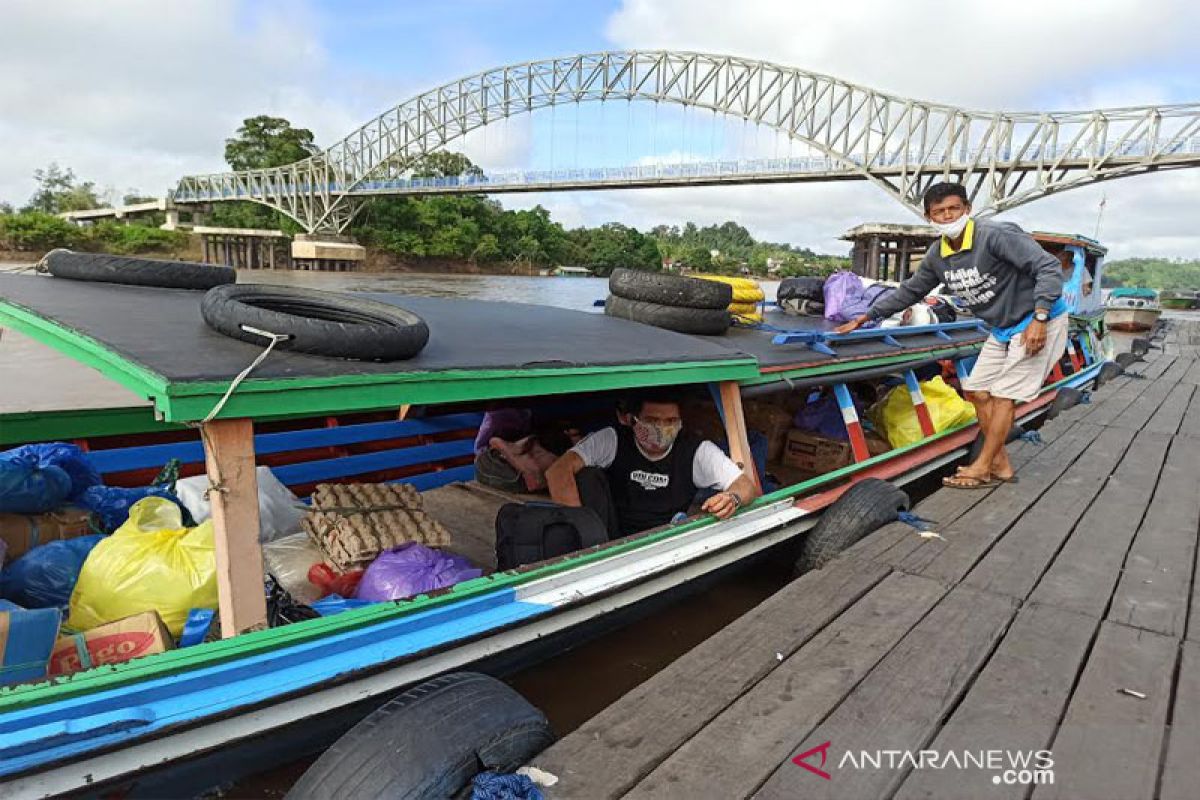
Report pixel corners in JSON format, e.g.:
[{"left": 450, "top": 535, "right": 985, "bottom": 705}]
[{"left": 868, "top": 219, "right": 1063, "bottom": 328}]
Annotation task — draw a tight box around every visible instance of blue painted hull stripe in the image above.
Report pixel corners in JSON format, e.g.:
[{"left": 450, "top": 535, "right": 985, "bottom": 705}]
[{"left": 0, "top": 589, "right": 552, "bottom": 775}]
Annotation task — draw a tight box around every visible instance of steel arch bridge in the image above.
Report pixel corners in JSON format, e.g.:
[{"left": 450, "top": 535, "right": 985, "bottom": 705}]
[{"left": 172, "top": 50, "right": 1200, "bottom": 234}]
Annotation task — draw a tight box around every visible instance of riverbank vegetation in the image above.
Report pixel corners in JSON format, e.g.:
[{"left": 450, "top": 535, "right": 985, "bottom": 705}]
[{"left": 1102, "top": 258, "right": 1200, "bottom": 290}]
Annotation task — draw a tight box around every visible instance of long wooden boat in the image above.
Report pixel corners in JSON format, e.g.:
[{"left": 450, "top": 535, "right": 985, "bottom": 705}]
[
  {"left": 1159, "top": 290, "right": 1198, "bottom": 311},
  {"left": 1105, "top": 287, "right": 1162, "bottom": 332},
  {"left": 0, "top": 248, "right": 1111, "bottom": 797}
]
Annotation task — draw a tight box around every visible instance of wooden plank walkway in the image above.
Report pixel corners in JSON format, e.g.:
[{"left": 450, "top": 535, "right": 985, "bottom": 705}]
[{"left": 537, "top": 323, "right": 1200, "bottom": 800}]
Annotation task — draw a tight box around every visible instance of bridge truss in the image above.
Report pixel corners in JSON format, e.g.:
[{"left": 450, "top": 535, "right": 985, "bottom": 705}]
[{"left": 172, "top": 51, "right": 1200, "bottom": 233}]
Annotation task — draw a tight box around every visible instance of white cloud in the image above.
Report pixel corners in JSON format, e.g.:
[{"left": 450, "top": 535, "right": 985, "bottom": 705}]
[{"left": 0, "top": 0, "right": 387, "bottom": 205}]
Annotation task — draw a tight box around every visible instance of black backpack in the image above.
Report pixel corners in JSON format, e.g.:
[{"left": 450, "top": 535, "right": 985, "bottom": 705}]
[{"left": 495, "top": 502, "right": 609, "bottom": 570}]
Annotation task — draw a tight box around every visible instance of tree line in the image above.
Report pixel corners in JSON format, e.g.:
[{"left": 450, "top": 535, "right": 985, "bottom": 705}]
[{"left": 0, "top": 113, "right": 846, "bottom": 273}]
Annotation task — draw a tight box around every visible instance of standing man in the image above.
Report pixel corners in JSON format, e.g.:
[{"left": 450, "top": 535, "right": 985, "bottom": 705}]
[{"left": 836, "top": 182, "right": 1068, "bottom": 488}]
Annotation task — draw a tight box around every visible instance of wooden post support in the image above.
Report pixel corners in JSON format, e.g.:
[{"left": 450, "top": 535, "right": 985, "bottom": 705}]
[
  {"left": 716, "top": 381, "right": 761, "bottom": 491},
  {"left": 904, "top": 369, "right": 937, "bottom": 438},
  {"left": 833, "top": 382, "right": 872, "bottom": 462},
  {"left": 201, "top": 418, "right": 268, "bottom": 638}
]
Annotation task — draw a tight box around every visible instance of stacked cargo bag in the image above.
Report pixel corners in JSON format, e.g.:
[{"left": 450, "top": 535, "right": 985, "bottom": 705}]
[
  {"left": 604, "top": 268, "right": 733, "bottom": 335},
  {"left": 777, "top": 276, "right": 825, "bottom": 317},
  {"left": 694, "top": 275, "right": 766, "bottom": 323}
]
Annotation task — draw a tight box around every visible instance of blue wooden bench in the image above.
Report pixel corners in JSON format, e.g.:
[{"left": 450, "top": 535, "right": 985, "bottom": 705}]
[{"left": 84, "top": 412, "right": 485, "bottom": 495}]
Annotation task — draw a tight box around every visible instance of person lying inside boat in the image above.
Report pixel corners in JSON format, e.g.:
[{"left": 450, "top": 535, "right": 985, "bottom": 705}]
[{"left": 545, "top": 392, "right": 760, "bottom": 538}]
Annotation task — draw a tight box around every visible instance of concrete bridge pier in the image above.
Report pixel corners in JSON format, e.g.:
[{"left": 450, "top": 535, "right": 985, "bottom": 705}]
[{"left": 291, "top": 234, "right": 366, "bottom": 272}]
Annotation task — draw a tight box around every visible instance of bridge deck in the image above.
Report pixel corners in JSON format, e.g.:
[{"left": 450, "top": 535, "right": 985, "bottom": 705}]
[{"left": 535, "top": 322, "right": 1200, "bottom": 800}]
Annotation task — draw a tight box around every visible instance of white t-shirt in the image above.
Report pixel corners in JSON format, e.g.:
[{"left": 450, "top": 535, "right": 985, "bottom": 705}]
[{"left": 571, "top": 427, "right": 744, "bottom": 491}]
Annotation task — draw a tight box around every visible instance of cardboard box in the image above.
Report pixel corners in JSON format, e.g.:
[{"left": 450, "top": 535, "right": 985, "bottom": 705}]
[
  {"left": 744, "top": 403, "right": 795, "bottom": 462},
  {"left": 49, "top": 611, "right": 174, "bottom": 678},
  {"left": 783, "top": 429, "right": 853, "bottom": 473},
  {"left": 0, "top": 605, "right": 60, "bottom": 686},
  {"left": 0, "top": 506, "right": 93, "bottom": 561}
]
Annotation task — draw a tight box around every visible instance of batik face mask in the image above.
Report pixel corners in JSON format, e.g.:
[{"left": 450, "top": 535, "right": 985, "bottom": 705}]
[{"left": 632, "top": 416, "right": 682, "bottom": 454}]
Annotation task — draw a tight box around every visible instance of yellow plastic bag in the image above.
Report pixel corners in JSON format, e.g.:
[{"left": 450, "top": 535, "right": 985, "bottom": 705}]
[
  {"left": 68, "top": 497, "right": 218, "bottom": 637},
  {"left": 868, "top": 376, "right": 977, "bottom": 449},
  {"left": 729, "top": 301, "right": 763, "bottom": 322},
  {"left": 695, "top": 275, "right": 766, "bottom": 304}
]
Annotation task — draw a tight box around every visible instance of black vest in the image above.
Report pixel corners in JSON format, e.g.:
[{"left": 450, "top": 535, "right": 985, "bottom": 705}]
[{"left": 605, "top": 425, "right": 701, "bottom": 537}]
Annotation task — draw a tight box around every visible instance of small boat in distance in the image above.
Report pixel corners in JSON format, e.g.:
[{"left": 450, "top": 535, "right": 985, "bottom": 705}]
[
  {"left": 1105, "top": 287, "right": 1162, "bottom": 331},
  {"left": 1159, "top": 290, "right": 1199, "bottom": 310}
]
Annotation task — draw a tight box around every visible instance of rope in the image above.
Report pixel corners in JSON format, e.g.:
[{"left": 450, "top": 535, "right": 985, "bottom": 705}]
[
  {"left": 471, "top": 772, "right": 544, "bottom": 800},
  {"left": 1018, "top": 430, "right": 1043, "bottom": 444},
  {"left": 1077, "top": 390, "right": 1092, "bottom": 405},
  {"left": 198, "top": 326, "right": 289, "bottom": 424},
  {"left": 897, "top": 510, "right": 937, "bottom": 533}
]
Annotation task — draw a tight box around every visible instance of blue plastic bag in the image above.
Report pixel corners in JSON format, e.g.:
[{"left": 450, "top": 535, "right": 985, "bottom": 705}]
[
  {"left": 178, "top": 608, "right": 215, "bottom": 647},
  {"left": 78, "top": 485, "right": 181, "bottom": 533},
  {"left": 0, "top": 444, "right": 102, "bottom": 514},
  {"left": 310, "top": 593, "right": 374, "bottom": 616},
  {"left": 1, "top": 535, "right": 105, "bottom": 609},
  {"left": 794, "top": 391, "right": 861, "bottom": 441}
]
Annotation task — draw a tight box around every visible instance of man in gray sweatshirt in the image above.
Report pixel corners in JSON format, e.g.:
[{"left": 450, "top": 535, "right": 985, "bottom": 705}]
[{"left": 836, "top": 182, "right": 1067, "bottom": 489}]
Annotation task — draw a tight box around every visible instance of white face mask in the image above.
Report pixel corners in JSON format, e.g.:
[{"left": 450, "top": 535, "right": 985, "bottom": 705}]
[{"left": 931, "top": 214, "right": 970, "bottom": 239}]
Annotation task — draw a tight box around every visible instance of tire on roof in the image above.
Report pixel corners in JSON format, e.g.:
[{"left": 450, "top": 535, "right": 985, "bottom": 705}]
[
  {"left": 608, "top": 268, "right": 732, "bottom": 309},
  {"left": 45, "top": 250, "right": 236, "bottom": 290},
  {"left": 200, "top": 284, "right": 429, "bottom": 361},
  {"left": 604, "top": 294, "right": 731, "bottom": 336}
]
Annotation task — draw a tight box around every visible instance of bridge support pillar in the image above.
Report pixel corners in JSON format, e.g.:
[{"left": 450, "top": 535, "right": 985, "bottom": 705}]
[{"left": 292, "top": 234, "right": 366, "bottom": 272}]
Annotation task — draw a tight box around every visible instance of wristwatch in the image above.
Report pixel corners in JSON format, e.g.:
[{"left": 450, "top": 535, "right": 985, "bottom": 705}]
[
  {"left": 727, "top": 491, "right": 742, "bottom": 509},
  {"left": 1033, "top": 310, "right": 1050, "bottom": 323}
]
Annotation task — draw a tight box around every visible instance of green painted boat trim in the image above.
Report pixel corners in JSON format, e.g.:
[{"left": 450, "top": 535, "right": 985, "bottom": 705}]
[
  {"left": 737, "top": 344, "right": 983, "bottom": 388},
  {"left": 0, "top": 406, "right": 178, "bottom": 446},
  {"left": 0, "top": 362, "right": 1097, "bottom": 712}
]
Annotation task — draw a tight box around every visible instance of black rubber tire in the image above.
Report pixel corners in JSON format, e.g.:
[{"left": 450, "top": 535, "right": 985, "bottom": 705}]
[
  {"left": 1130, "top": 337, "right": 1151, "bottom": 356},
  {"left": 201, "top": 284, "right": 429, "bottom": 361},
  {"left": 966, "top": 423, "right": 1026, "bottom": 464},
  {"left": 286, "top": 672, "right": 554, "bottom": 800},
  {"left": 604, "top": 294, "right": 731, "bottom": 335},
  {"left": 1094, "top": 361, "right": 1123, "bottom": 388},
  {"left": 776, "top": 276, "right": 826, "bottom": 304},
  {"left": 46, "top": 250, "right": 235, "bottom": 290},
  {"left": 608, "top": 268, "right": 732, "bottom": 309},
  {"left": 1115, "top": 352, "right": 1141, "bottom": 369},
  {"left": 796, "top": 479, "right": 910, "bottom": 573},
  {"left": 1046, "top": 387, "right": 1083, "bottom": 420}
]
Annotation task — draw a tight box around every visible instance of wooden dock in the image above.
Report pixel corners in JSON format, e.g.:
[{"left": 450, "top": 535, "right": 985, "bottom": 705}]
[{"left": 536, "top": 322, "right": 1200, "bottom": 800}]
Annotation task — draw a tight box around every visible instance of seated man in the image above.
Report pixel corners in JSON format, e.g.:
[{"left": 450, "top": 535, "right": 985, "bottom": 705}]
[{"left": 545, "top": 392, "right": 759, "bottom": 538}]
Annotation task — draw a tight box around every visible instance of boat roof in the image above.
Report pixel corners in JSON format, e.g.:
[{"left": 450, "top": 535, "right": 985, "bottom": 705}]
[
  {"left": 1110, "top": 287, "right": 1157, "bottom": 298},
  {"left": 1029, "top": 231, "right": 1108, "bottom": 255},
  {"left": 0, "top": 273, "right": 986, "bottom": 423}
]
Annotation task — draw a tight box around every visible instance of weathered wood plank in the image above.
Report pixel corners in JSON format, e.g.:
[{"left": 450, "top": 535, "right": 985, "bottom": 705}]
[
  {"left": 536, "top": 558, "right": 892, "bottom": 799},
  {"left": 1143, "top": 382, "right": 1195, "bottom": 435},
  {"left": 1033, "top": 621, "right": 1177, "bottom": 800},
  {"left": 894, "top": 602, "right": 1098, "bottom": 800},
  {"left": 1082, "top": 357, "right": 1176, "bottom": 427},
  {"left": 751, "top": 585, "right": 1018, "bottom": 800},
  {"left": 1176, "top": 381, "right": 1200, "bottom": 439},
  {"left": 626, "top": 572, "right": 948, "bottom": 800},
  {"left": 201, "top": 418, "right": 268, "bottom": 637},
  {"left": 1109, "top": 358, "right": 1191, "bottom": 430},
  {"left": 1019, "top": 430, "right": 1169, "bottom": 616},
  {"left": 1160, "top": 640, "right": 1200, "bottom": 800},
  {"left": 1108, "top": 439, "right": 1200, "bottom": 638},
  {"left": 904, "top": 423, "right": 1116, "bottom": 585},
  {"left": 1179, "top": 358, "right": 1200, "bottom": 386}
]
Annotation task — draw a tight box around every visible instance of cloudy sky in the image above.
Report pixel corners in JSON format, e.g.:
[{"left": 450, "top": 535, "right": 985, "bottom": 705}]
[{"left": 2, "top": 0, "right": 1198, "bottom": 258}]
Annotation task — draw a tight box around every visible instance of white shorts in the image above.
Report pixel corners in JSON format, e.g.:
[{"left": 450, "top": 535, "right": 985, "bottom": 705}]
[{"left": 960, "top": 314, "right": 1070, "bottom": 403}]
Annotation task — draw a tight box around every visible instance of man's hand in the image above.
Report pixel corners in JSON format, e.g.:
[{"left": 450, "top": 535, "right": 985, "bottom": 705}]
[
  {"left": 701, "top": 490, "right": 741, "bottom": 520},
  {"left": 833, "top": 314, "right": 872, "bottom": 335},
  {"left": 1024, "top": 319, "right": 1047, "bottom": 356}
]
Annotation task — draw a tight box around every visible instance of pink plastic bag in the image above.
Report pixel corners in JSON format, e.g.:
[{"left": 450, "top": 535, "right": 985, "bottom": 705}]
[{"left": 355, "top": 544, "right": 482, "bottom": 601}]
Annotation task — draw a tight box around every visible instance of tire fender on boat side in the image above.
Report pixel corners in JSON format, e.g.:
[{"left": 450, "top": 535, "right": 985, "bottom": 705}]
[
  {"left": 604, "top": 294, "right": 732, "bottom": 336},
  {"left": 1046, "top": 387, "right": 1084, "bottom": 420},
  {"left": 1115, "top": 351, "right": 1141, "bottom": 370},
  {"left": 286, "top": 672, "right": 555, "bottom": 800},
  {"left": 201, "top": 284, "right": 430, "bottom": 361},
  {"left": 1130, "top": 337, "right": 1152, "bottom": 356},
  {"left": 795, "top": 479, "right": 910, "bottom": 573},
  {"left": 45, "top": 250, "right": 236, "bottom": 290},
  {"left": 1094, "top": 361, "right": 1123, "bottom": 388},
  {"left": 966, "top": 423, "right": 1026, "bottom": 465},
  {"left": 607, "top": 268, "right": 733, "bottom": 309}
]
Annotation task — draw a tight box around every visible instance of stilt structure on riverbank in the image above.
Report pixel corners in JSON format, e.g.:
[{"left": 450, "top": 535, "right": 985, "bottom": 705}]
[
  {"left": 537, "top": 320, "right": 1200, "bottom": 800},
  {"left": 195, "top": 226, "right": 291, "bottom": 270}
]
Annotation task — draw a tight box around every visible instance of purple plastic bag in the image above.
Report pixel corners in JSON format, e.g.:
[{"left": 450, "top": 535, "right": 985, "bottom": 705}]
[
  {"left": 822, "top": 271, "right": 865, "bottom": 322},
  {"left": 473, "top": 408, "right": 532, "bottom": 455},
  {"left": 355, "top": 544, "right": 482, "bottom": 601},
  {"left": 794, "top": 391, "right": 861, "bottom": 441}
]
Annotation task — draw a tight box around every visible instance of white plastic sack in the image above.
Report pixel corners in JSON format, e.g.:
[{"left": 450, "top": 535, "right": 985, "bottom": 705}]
[
  {"left": 261, "top": 531, "right": 323, "bottom": 604},
  {"left": 175, "top": 466, "right": 303, "bottom": 543}
]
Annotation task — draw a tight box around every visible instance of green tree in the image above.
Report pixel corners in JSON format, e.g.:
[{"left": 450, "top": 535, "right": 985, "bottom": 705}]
[
  {"left": 472, "top": 233, "right": 502, "bottom": 263},
  {"left": 411, "top": 151, "right": 485, "bottom": 179},
  {"left": 0, "top": 211, "right": 82, "bottom": 250},
  {"left": 26, "top": 164, "right": 104, "bottom": 213},
  {"left": 224, "top": 115, "right": 319, "bottom": 171}
]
